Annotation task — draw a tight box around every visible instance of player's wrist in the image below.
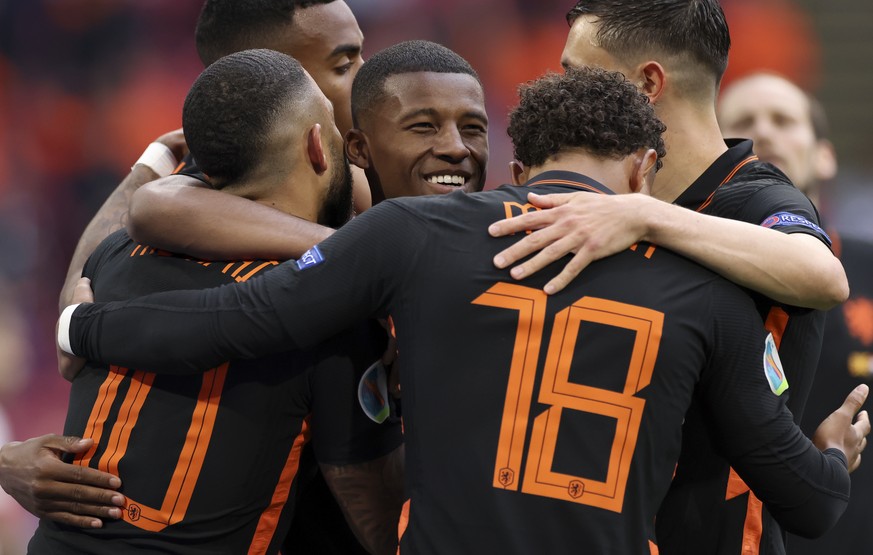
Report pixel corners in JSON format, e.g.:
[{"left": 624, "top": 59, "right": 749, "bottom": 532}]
[
  {"left": 132, "top": 142, "right": 178, "bottom": 178},
  {"left": 57, "top": 303, "right": 82, "bottom": 356}
]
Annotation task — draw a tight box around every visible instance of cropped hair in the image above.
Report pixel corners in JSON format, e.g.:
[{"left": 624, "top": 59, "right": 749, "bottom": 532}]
[
  {"left": 351, "top": 40, "right": 480, "bottom": 126},
  {"left": 183, "top": 49, "right": 310, "bottom": 186},
  {"left": 508, "top": 66, "right": 666, "bottom": 169},
  {"left": 566, "top": 0, "right": 730, "bottom": 85},
  {"left": 195, "top": 0, "right": 334, "bottom": 66}
]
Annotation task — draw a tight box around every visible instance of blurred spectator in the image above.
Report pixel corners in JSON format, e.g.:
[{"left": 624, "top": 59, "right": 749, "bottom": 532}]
[{"left": 719, "top": 71, "right": 873, "bottom": 555}]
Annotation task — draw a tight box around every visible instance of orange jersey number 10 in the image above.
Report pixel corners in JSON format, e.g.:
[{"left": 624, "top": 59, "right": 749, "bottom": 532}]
[{"left": 472, "top": 283, "right": 663, "bottom": 513}]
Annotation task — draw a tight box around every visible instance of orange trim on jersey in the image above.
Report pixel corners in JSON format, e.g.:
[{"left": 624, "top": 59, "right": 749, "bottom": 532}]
[
  {"left": 723, "top": 306, "right": 788, "bottom": 551},
  {"left": 247, "top": 418, "right": 311, "bottom": 555},
  {"left": 76, "top": 363, "right": 231, "bottom": 532},
  {"left": 695, "top": 155, "right": 759, "bottom": 212},
  {"left": 649, "top": 539, "right": 660, "bottom": 555},
  {"left": 528, "top": 178, "right": 607, "bottom": 195},
  {"left": 238, "top": 261, "right": 278, "bottom": 282},
  {"left": 396, "top": 498, "right": 411, "bottom": 553},
  {"left": 644, "top": 245, "right": 656, "bottom": 259},
  {"left": 102, "top": 370, "right": 155, "bottom": 476},
  {"left": 131, "top": 245, "right": 142, "bottom": 257},
  {"left": 223, "top": 262, "right": 235, "bottom": 274},
  {"left": 764, "top": 307, "right": 789, "bottom": 349},
  {"left": 725, "top": 468, "right": 749, "bottom": 500},
  {"left": 75, "top": 366, "right": 129, "bottom": 468},
  {"left": 172, "top": 160, "right": 186, "bottom": 174},
  {"left": 231, "top": 261, "right": 254, "bottom": 278}
]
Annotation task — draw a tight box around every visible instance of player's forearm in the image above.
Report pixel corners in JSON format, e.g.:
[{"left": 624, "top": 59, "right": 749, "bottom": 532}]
[
  {"left": 59, "top": 166, "right": 159, "bottom": 312},
  {"left": 321, "top": 446, "right": 405, "bottom": 555},
  {"left": 128, "top": 179, "right": 334, "bottom": 261},
  {"left": 60, "top": 269, "right": 300, "bottom": 373},
  {"left": 737, "top": 445, "right": 849, "bottom": 538},
  {"left": 643, "top": 203, "right": 848, "bottom": 309}
]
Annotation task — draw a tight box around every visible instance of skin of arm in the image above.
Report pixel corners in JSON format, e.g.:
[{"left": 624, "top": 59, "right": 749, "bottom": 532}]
[
  {"left": 488, "top": 192, "right": 848, "bottom": 309},
  {"left": 59, "top": 130, "right": 187, "bottom": 312},
  {"left": 320, "top": 445, "right": 405, "bottom": 555},
  {"left": 0, "top": 435, "right": 124, "bottom": 528},
  {"left": 127, "top": 175, "right": 335, "bottom": 262}
]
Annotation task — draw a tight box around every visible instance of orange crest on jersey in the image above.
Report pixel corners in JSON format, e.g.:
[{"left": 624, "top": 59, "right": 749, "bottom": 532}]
[{"left": 843, "top": 297, "right": 873, "bottom": 347}]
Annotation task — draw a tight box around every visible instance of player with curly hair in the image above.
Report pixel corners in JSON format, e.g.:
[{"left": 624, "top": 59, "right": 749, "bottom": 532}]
[{"left": 58, "top": 66, "right": 867, "bottom": 555}]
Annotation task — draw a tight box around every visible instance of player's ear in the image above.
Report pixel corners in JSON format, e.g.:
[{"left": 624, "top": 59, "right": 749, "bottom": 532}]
[
  {"left": 635, "top": 61, "right": 667, "bottom": 104},
  {"left": 509, "top": 160, "right": 527, "bottom": 186},
  {"left": 345, "top": 128, "right": 371, "bottom": 170},
  {"left": 307, "top": 124, "right": 328, "bottom": 175},
  {"left": 630, "top": 148, "right": 658, "bottom": 194},
  {"left": 814, "top": 139, "right": 837, "bottom": 182}
]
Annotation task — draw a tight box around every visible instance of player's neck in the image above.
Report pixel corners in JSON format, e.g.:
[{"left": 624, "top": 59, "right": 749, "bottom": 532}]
[
  {"left": 525, "top": 151, "right": 635, "bottom": 194},
  {"left": 651, "top": 102, "right": 729, "bottom": 203}
]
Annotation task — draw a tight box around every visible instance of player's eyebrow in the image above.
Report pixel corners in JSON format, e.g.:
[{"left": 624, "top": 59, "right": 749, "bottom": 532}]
[
  {"left": 328, "top": 43, "right": 361, "bottom": 59},
  {"left": 399, "top": 108, "right": 489, "bottom": 126}
]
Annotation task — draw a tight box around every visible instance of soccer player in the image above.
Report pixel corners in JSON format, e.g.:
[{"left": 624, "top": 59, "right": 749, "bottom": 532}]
[
  {"left": 50, "top": 2, "right": 369, "bottom": 551},
  {"left": 58, "top": 0, "right": 367, "bottom": 311},
  {"left": 58, "top": 67, "right": 868, "bottom": 555},
  {"left": 2, "top": 38, "right": 488, "bottom": 549},
  {"left": 125, "top": 41, "right": 488, "bottom": 261},
  {"left": 27, "top": 49, "right": 403, "bottom": 555},
  {"left": 718, "top": 71, "right": 873, "bottom": 555},
  {"left": 485, "top": 2, "right": 846, "bottom": 552}
]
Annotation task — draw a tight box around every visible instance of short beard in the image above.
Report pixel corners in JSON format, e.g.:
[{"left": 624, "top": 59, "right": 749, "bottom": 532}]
[{"left": 317, "top": 144, "right": 354, "bottom": 228}]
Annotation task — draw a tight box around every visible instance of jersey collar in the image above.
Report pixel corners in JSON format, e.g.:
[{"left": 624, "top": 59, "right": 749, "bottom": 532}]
[
  {"left": 523, "top": 169, "right": 616, "bottom": 195},
  {"left": 674, "top": 139, "right": 758, "bottom": 210}
]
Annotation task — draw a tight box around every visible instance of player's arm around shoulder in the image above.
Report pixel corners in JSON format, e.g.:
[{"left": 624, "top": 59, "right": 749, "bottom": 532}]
[{"left": 487, "top": 190, "right": 848, "bottom": 308}]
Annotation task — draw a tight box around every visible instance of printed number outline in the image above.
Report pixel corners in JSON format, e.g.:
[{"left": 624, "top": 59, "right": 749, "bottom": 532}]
[
  {"left": 473, "top": 282, "right": 663, "bottom": 512},
  {"left": 74, "top": 364, "right": 227, "bottom": 531}
]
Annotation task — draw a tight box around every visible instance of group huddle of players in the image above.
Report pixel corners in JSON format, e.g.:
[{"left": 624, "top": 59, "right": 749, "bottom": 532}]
[{"left": 2, "top": 1, "right": 872, "bottom": 554}]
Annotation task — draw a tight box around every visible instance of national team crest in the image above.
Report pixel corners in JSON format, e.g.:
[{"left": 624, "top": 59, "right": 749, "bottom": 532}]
[{"left": 763, "top": 333, "right": 789, "bottom": 396}]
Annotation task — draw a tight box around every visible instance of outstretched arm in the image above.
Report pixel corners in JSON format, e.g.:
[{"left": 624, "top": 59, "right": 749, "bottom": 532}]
[
  {"left": 489, "top": 192, "right": 847, "bottom": 309},
  {"left": 0, "top": 435, "right": 124, "bottom": 528},
  {"left": 59, "top": 130, "right": 187, "bottom": 311},
  {"left": 128, "top": 176, "right": 334, "bottom": 262}
]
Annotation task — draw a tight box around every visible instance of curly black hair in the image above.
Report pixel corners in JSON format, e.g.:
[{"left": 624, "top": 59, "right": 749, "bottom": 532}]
[
  {"left": 183, "top": 49, "right": 311, "bottom": 187},
  {"left": 508, "top": 67, "right": 666, "bottom": 170}
]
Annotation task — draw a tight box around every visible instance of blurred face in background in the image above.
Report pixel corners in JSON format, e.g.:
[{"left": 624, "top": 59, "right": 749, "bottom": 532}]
[{"left": 718, "top": 73, "right": 836, "bottom": 195}]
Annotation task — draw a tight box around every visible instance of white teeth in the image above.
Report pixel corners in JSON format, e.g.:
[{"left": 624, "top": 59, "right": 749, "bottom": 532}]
[{"left": 428, "top": 175, "right": 466, "bottom": 186}]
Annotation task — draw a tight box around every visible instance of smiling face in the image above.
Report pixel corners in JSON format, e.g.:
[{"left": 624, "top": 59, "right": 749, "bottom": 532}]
[{"left": 352, "top": 71, "right": 489, "bottom": 199}]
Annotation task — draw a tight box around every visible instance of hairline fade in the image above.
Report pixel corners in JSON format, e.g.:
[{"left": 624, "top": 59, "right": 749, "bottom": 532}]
[
  {"left": 195, "top": 0, "right": 337, "bottom": 67},
  {"left": 350, "top": 40, "right": 481, "bottom": 128}
]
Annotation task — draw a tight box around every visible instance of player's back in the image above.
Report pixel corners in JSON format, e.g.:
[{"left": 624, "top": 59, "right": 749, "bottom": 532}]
[
  {"left": 380, "top": 172, "right": 770, "bottom": 554},
  {"left": 32, "top": 231, "right": 315, "bottom": 555}
]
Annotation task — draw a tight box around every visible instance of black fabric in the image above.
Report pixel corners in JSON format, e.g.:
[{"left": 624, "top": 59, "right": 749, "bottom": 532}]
[
  {"left": 67, "top": 174, "right": 849, "bottom": 555},
  {"left": 33, "top": 230, "right": 399, "bottom": 554},
  {"left": 660, "top": 139, "right": 829, "bottom": 555}
]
